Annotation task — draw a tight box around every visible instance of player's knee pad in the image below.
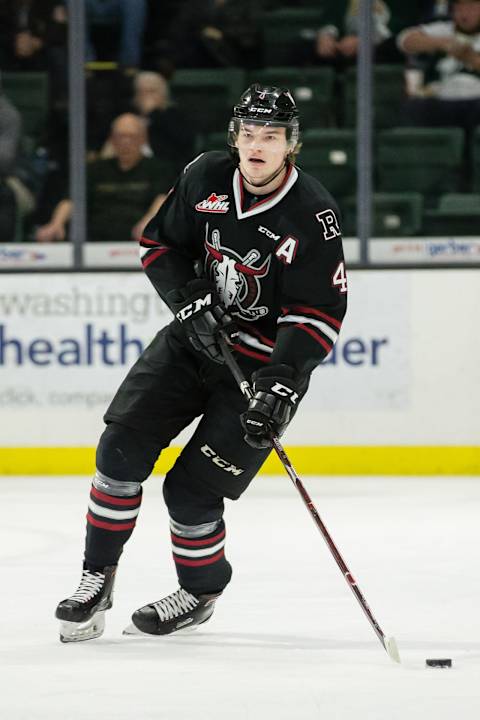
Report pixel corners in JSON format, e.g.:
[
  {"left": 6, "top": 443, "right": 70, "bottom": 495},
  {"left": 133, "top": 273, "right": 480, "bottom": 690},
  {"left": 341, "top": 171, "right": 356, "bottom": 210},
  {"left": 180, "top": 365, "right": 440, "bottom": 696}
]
[{"left": 96, "top": 422, "right": 161, "bottom": 485}]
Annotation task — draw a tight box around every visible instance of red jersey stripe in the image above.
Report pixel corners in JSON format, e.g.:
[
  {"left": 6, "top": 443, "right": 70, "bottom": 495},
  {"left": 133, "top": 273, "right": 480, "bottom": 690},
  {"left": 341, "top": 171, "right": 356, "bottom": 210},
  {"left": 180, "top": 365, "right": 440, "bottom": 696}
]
[
  {"left": 237, "top": 322, "right": 275, "bottom": 348},
  {"left": 281, "top": 305, "right": 342, "bottom": 330},
  {"left": 142, "top": 247, "right": 170, "bottom": 269},
  {"left": 232, "top": 343, "right": 270, "bottom": 363},
  {"left": 293, "top": 323, "right": 332, "bottom": 353},
  {"left": 139, "top": 236, "right": 163, "bottom": 247}
]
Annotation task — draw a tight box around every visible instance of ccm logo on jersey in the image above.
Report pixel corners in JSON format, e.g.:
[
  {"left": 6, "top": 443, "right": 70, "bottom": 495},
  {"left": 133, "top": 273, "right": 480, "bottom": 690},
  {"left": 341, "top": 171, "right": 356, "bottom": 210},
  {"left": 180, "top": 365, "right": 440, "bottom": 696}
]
[
  {"left": 176, "top": 294, "right": 212, "bottom": 321},
  {"left": 195, "top": 193, "right": 230, "bottom": 214},
  {"left": 316, "top": 209, "right": 341, "bottom": 241},
  {"left": 258, "top": 225, "right": 280, "bottom": 241},
  {"left": 271, "top": 382, "right": 299, "bottom": 404},
  {"left": 201, "top": 444, "right": 245, "bottom": 475}
]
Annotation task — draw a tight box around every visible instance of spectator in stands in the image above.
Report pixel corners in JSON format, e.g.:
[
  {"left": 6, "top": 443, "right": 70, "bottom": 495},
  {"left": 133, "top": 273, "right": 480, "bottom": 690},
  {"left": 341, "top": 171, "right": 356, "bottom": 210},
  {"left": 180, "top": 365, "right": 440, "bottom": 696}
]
[
  {"left": 34, "top": 113, "right": 174, "bottom": 243},
  {"left": 315, "top": 0, "right": 402, "bottom": 65},
  {"left": 132, "top": 71, "right": 195, "bottom": 175},
  {"left": 0, "top": 1, "right": 67, "bottom": 71},
  {"left": 398, "top": 0, "right": 480, "bottom": 131},
  {"left": 85, "top": 0, "right": 147, "bottom": 69},
  {"left": 167, "top": 0, "right": 261, "bottom": 69},
  {"left": 0, "top": 76, "right": 36, "bottom": 241}
]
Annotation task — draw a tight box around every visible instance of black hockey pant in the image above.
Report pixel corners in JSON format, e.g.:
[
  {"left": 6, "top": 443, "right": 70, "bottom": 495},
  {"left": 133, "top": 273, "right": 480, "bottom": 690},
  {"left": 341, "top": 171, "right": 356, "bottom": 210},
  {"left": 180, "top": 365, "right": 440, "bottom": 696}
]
[{"left": 83, "top": 326, "right": 272, "bottom": 595}]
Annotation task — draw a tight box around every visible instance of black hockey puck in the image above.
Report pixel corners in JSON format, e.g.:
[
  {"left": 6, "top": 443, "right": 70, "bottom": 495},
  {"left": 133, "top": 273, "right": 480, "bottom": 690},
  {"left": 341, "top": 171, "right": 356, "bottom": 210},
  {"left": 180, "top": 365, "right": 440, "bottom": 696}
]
[{"left": 425, "top": 658, "right": 452, "bottom": 668}]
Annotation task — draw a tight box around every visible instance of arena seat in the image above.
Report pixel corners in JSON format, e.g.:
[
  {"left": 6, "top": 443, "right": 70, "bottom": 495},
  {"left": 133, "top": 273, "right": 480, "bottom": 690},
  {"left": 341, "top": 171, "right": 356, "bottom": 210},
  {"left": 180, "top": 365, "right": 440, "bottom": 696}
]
[
  {"left": 259, "top": 8, "right": 326, "bottom": 66},
  {"left": 199, "top": 132, "right": 227, "bottom": 153},
  {"left": 297, "top": 129, "right": 357, "bottom": 202},
  {"left": 2, "top": 72, "right": 49, "bottom": 143},
  {"left": 343, "top": 192, "right": 423, "bottom": 237},
  {"left": 472, "top": 127, "right": 480, "bottom": 192},
  {"left": 423, "top": 193, "right": 480, "bottom": 236},
  {"left": 170, "top": 69, "right": 246, "bottom": 135},
  {"left": 377, "top": 127, "right": 464, "bottom": 204},
  {"left": 343, "top": 65, "right": 406, "bottom": 129}
]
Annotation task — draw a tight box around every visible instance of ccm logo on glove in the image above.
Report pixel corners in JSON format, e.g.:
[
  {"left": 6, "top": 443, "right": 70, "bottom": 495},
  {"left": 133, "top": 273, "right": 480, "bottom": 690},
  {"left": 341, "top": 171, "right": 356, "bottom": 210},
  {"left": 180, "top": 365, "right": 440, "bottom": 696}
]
[
  {"left": 176, "top": 294, "right": 212, "bottom": 321},
  {"left": 241, "top": 365, "right": 301, "bottom": 449},
  {"left": 270, "top": 382, "right": 299, "bottom": 404},
  {"left": 167, "top": 279, "right": 238, "bottom": 364}
]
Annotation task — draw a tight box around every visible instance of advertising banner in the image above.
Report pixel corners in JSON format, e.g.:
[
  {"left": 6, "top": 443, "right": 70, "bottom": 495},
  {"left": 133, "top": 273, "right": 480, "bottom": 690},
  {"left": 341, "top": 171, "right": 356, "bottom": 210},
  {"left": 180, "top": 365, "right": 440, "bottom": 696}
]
[{"left": 0, "top": 270, "right": 479, "bottom": 473}]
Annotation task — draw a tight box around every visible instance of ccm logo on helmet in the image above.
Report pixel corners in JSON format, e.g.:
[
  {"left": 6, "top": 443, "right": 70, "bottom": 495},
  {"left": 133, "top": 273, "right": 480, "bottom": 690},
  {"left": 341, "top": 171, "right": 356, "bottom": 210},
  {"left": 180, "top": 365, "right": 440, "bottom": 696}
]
[
  {"left": 271, "top": 382, "right": 299, "bottom": 404},
  {"left": 176, "top": 294, "right": 212, "bottom": 321}
]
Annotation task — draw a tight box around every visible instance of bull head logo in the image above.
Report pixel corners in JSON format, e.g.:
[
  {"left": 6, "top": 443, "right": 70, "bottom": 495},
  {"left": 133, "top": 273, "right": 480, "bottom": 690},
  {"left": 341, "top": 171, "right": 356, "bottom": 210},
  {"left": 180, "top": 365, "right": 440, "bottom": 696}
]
[{"left": 204, "top": 225, "right": 270, "bottom": 321}]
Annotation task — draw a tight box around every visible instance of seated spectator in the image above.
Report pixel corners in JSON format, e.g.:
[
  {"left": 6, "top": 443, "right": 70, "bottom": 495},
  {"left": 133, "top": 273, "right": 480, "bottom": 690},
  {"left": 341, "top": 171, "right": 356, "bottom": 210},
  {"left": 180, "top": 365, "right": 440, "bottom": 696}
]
[
  {"left": 167, "top": 0, "right": 261, "bottom": 69},
  {"left": 34, "top": 113, "right": 175, "bottom": 243},
  {"left": 0, "top": 1, "right": 67, "bottom": 71},
  {"left": 132, "top": 71, "right": 195, "bottom": 175},
  {"left": 398, "top": 0, "right": 480, "bottom": 132},
  {"left": 0, "top": 78, "right": 36, "bottom": 241},
  {"left": 85, "top": 0, "right": 147, "bottom": 69},
  {"left": 315, "top": 0, "right": 403, "bottom": 66}
]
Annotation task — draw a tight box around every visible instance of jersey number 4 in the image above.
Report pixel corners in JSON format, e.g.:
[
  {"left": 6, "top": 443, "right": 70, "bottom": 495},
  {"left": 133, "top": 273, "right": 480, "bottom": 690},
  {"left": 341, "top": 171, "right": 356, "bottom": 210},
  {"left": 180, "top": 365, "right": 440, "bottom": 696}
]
[{"left": 332, "top": 261, "right": 348, "bottom": 293}]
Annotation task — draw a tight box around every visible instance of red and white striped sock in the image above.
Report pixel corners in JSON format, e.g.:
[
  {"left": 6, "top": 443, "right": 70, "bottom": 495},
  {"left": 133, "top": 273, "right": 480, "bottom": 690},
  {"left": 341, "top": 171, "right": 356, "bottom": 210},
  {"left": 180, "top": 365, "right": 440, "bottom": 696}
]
[
  {"left": 170, "top": 519, "right": 232, "bottom": 595},
  {"left": 84, "top": 482, "right": 142, "bottom": 569}
]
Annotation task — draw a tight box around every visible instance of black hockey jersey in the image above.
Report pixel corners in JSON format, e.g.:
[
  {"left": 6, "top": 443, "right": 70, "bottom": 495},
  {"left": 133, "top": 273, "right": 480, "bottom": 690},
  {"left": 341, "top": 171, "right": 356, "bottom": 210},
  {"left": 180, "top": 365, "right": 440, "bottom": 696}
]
[{"left": 140, "top": 151, "right": 347, "bottom": 378}]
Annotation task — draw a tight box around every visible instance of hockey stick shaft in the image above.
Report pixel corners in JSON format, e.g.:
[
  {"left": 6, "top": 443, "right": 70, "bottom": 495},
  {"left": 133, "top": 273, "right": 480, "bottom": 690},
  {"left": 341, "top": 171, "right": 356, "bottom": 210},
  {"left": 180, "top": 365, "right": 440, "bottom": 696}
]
[{"left": 219, "top": 338, "right": 400, "bottom": 663}]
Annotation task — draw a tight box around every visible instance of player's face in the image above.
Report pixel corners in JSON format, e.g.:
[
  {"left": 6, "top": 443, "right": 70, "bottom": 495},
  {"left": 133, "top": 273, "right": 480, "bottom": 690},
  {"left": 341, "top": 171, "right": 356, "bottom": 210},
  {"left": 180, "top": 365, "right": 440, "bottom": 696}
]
[
  {"left": 453, "top": 1, "right": 480, "bottom": 32},
  {"left": 236, "top": 123, "right": 289, "bottom": 183}
]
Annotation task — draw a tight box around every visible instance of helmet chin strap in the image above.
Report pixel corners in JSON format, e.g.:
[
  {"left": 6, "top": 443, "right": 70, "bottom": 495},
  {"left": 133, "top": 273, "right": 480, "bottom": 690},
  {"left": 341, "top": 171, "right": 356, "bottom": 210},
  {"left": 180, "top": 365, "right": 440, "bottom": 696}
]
[{"left": 239, "top": 160, "right": 287, "bottom": 189}]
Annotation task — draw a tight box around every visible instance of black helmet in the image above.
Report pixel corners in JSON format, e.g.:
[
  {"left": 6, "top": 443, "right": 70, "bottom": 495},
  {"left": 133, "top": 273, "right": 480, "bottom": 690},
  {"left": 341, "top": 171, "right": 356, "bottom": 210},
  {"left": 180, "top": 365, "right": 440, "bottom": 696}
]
[{"left": 228, "top": 83, "right": 300, "bottom": 150}]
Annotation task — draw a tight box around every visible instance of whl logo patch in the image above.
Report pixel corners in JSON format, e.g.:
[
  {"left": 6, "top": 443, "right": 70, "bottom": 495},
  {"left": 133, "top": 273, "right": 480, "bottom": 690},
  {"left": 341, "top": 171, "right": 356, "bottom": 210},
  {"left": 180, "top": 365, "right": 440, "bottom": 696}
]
[{"left": 195, "top": 193, "right": 230, "bottom": 214}]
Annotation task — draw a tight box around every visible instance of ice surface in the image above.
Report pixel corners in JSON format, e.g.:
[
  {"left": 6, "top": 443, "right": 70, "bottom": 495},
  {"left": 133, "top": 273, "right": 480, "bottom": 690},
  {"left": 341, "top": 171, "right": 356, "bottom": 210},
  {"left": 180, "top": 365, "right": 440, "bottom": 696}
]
[{"left": 1, "top": 474, "right": 479, "bottom": 720}]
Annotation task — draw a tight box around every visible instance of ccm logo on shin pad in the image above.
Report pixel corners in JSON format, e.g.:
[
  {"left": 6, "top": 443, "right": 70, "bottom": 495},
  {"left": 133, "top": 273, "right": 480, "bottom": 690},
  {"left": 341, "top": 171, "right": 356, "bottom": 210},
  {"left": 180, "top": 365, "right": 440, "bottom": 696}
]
[
  {"left": 176, "top": 294, "right": 212, "bottom": 321},
  {"left": 201, "top": 445, "right": 245, "bottom": 475}
]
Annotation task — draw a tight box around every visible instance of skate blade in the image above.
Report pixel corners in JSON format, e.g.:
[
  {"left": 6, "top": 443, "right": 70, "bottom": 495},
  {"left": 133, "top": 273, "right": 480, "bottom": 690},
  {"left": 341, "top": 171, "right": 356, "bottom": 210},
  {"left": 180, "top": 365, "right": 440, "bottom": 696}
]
[
  {"left": 59, "top": 611, "right": 106, "bottom": 643},
  {"left": 122, "top": 622, "right": 200, "bottom": 637}
]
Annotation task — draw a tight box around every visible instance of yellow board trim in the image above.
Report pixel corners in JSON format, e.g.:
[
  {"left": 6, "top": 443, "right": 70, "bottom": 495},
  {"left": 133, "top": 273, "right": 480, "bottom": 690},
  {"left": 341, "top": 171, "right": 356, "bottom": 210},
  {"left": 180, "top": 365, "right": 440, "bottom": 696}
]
[{"left": 0, "top": 446, "right": 479, "bottom": 475}]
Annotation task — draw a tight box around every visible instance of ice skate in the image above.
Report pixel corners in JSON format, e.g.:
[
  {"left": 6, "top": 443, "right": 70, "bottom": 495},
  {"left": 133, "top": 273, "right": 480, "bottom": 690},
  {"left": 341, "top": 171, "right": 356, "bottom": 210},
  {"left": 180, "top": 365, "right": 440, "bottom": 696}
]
[
  {"left": 55, "top": 565, "right": 116, "bottom": 643},
  {"left": 123, "top": 587, "right": 221, "bottom": 636}
]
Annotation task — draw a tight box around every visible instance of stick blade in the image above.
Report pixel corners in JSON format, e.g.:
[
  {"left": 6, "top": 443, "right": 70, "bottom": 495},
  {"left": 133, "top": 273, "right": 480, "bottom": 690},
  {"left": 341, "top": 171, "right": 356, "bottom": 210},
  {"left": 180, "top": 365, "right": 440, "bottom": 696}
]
[{"left": 384, "top": 635, "right": 401, "bottom": 664}]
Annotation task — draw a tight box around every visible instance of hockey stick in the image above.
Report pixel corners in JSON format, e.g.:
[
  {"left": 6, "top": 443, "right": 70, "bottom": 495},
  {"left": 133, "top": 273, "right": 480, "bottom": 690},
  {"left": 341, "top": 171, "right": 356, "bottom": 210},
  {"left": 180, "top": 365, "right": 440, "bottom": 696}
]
[{"left": 219, "top": 337, "right": 400, "bottom": 664}]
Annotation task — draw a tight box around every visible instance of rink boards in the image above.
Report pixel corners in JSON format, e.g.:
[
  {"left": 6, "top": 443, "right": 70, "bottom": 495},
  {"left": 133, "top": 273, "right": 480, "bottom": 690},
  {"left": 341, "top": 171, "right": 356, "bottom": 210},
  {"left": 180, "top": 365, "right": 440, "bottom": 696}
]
[{"left": 0, "top": 269, "right": 479, "bottom": 475}]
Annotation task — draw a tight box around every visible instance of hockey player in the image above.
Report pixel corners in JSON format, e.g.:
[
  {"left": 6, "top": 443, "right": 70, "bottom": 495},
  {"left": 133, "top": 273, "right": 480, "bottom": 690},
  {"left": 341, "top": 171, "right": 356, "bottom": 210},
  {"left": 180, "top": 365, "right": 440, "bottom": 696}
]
[{"left": 55, "top": 84, "right": 348, "bottom": 642}]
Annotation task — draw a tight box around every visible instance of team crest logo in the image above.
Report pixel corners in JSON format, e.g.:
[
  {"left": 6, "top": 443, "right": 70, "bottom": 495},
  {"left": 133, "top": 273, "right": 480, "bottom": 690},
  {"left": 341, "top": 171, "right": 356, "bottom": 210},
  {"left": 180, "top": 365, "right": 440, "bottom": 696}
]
[
  {"left": 204, "top": 226, "right": 270, "bottom": 321},
  {"left": 195, "top": 193, "right": 230, "bottom": 214}
]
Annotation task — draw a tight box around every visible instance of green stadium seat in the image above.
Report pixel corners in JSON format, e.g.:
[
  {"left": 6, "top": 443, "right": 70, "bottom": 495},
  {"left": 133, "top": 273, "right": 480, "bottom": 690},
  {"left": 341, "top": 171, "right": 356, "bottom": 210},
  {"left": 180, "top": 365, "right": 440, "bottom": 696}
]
[
  {"left": 2, "top": 72, "right": 49, "bottom": 142},
  {"left": 199, "top": 131, "right": 227, "bottom": 153},
  {"left": 423, "top": 194, "right": 480, "bottom": 236},
  {"left": 343, "top": 65, "right": 406, "bottom": 129},
  {"left": 472, "top": 127, "right": 480, "bottom": 192},
  {"left": 297, "top": 129, "right": 356, "bottom": 201},
  {"left": 250, "top": 67, "right": 335, "bottom": 128},
  {"left": 259, "top": 8, "right": 325, "bottom": 66},
  {"left": 343, "top": 192, "right": 423, "bottom": 237},
  {"left": 377, "top": 127, "right": 464, "bottom": 203},
  {"left": 170, "top": 69, "right": 246, "bottom": 135}
]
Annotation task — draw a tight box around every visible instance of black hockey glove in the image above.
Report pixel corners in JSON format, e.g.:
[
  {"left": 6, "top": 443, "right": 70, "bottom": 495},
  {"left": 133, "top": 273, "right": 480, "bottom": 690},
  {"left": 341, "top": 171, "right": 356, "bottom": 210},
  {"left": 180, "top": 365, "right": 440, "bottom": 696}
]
[
  {"left": 167, "top": 279, "right": 239, "bottom": 364},
  {"left": 241, "top": 365, "right": 300, "bottom": 449}
]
